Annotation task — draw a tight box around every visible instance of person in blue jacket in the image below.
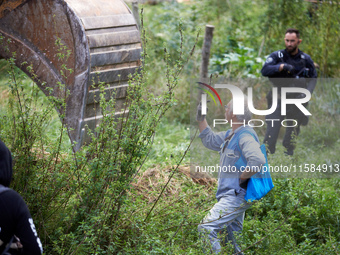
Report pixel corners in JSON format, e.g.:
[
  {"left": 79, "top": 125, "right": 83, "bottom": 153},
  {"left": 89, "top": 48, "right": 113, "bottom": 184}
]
[
  {"left": 261, "top": 28, "right": 317, "bottom": 155},
  {"left": 196, "top": 98, "right": 266, "bottom": 254}
]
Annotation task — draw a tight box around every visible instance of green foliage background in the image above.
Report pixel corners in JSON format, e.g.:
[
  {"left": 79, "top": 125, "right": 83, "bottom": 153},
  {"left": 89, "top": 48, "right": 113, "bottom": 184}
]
[{"left": 0, "top": 0, "right": 339, "bottom": 254}]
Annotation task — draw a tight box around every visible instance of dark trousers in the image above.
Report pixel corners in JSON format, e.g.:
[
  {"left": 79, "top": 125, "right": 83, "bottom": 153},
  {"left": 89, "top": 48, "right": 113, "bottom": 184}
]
[{"left": 263, "top": 99, "right": 304, "bottom": 155}]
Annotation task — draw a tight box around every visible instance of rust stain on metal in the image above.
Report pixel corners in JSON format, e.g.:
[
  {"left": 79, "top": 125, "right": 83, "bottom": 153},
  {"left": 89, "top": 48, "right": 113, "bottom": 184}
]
[
  {"left": 0, "top": 0, "right": 142, "bottom": 151},
  {"left": 0, "top": 0, "right": 28, "bottom": 19}
]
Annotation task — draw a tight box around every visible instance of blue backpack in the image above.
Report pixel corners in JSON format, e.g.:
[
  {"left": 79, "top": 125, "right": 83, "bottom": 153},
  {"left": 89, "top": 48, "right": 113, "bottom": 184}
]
[{"left": 233, "top": 130, "right": 274, "bottom": 202}]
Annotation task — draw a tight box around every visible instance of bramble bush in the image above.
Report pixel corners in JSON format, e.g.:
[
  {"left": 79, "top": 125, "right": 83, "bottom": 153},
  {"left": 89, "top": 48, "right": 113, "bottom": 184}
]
[
  {"left": 210, "top": 40, "right": 265, "bottom": 78},
  {"left": 143, "top": 0, "right": 340, "bottom": 125},
  {"left": 0, "top": 16, "right": 206, "bottom": 254},
  {"left": 1, "top": 2, "right": 340, "bottom": 254}
]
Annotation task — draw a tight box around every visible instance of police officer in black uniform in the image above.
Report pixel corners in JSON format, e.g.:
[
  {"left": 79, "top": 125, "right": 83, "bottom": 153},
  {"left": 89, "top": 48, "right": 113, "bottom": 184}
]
[{"left": 261, "top": 28, "right": 317, "bottom": 155}]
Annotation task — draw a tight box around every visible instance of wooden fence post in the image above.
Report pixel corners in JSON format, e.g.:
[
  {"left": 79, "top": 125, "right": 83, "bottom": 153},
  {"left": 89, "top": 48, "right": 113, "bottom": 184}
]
[
  {"left": 198, "top": 25, "right": 214, "bottom": 109},
  {"left": 200, "top": 25, "right": 214, "bottom": 82}
]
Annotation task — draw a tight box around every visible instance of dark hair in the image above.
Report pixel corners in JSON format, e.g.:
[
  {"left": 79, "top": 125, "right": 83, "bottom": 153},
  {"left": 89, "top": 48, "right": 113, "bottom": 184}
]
[
  {"left": 0, "top": 139, "right": 13, "bottom": 187},
  {"left": 285, "top": 28, "right": 300, "bottom": 38}
]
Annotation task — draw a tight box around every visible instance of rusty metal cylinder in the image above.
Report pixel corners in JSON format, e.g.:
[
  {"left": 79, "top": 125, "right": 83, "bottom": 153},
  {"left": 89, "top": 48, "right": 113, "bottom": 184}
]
[{"left": 0, "top": 0, "right": 142, "bottom": 150}]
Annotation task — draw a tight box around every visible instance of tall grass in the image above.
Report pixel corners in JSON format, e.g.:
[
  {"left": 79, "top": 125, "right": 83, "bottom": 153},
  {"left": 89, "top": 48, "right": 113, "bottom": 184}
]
[{"left": 0, "top": 1, "right": 339, "bottom": 254}]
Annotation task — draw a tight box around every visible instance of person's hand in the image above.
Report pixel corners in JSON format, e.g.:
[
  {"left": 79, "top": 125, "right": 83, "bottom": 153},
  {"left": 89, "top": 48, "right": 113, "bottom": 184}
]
[
  {"left": 196, "top": 102, "right": 208, "bottom": 122},
  {"left": 10, "top": 235, "right": 23, "bottom": 250},
  {"left": 283, "top": 63, "right": 295, "bottom": 74}
]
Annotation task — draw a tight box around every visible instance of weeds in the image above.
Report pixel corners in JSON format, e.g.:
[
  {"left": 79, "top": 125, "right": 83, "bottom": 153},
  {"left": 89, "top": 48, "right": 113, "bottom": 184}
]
[
  {"left": 0, "top": 2, "right": 339, "bottom": 254},
  {"left": 0, "top": 10, "right": 205, "bottom": 254}
]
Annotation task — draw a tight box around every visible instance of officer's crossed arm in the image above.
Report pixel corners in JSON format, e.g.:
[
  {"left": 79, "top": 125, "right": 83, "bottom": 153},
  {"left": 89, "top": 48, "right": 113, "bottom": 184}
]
[
  {"left": 261, "top": 52, "right": 282, "bottom": 77},
  {"left": 261, "top": 52, "right": 294, "bottom": 77}
]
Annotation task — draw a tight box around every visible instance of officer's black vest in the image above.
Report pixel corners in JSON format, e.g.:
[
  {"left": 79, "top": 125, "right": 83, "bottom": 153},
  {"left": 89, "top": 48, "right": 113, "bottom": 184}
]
[{"left": 275, "top": 50, "right": 309, "bottom": 78}]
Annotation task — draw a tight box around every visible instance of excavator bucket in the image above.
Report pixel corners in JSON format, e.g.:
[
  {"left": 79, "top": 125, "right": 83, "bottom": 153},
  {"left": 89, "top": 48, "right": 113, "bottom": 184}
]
[{"left": 0, "top": 0, "right": 142, "bottom": 151}]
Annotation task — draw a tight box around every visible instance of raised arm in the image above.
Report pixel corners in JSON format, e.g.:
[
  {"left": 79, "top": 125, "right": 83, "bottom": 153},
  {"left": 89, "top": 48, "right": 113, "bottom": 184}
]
[{"left": 197, "top": 102, "right": 227, "bottom": 151}]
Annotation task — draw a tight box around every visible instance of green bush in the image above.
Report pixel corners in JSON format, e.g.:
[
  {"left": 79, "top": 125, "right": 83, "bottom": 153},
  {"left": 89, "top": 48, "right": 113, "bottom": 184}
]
[
  {"left": 210, "top": 39, "right": 265, "bottom": 78},
  {"left": 0, "top": 21, "right": 201, "bottom": 253},
  {"left": 0, "top": 2, "right": 339, "bottom": 254}
]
